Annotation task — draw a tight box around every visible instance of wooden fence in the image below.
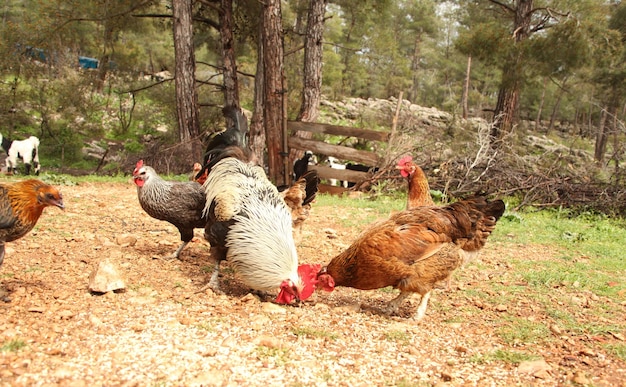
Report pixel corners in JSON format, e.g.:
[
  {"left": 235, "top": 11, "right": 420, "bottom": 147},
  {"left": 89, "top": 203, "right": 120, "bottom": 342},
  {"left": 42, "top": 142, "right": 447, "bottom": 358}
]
[{"left": 287, "top": 121, "right": 390, "bottom": 193}]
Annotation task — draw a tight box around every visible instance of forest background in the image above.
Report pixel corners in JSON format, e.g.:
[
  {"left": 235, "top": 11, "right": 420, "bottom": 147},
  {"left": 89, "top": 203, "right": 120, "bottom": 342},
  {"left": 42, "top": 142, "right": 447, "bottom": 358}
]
[{"left": 0, "top": 0, "right": 625, "bottom": 214}]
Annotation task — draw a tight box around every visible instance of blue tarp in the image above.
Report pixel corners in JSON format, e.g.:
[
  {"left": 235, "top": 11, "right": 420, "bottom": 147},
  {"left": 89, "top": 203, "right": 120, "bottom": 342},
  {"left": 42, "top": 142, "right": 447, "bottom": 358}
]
[{"left": 78, "top": 56, "right": 99, "bottom": 69}]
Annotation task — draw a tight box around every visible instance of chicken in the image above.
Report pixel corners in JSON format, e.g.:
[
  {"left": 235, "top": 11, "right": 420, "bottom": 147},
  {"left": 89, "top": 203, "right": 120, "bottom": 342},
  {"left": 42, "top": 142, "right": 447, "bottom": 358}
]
[
  {"left": 397, "top": 155, "right": 479, "bottom": 290},
  {"left": 195, "top": 105, "right": 319, "bottom": 237},
  {"left": 194, "top": 106, "right": 251, "bottom": 185},
  {"left": 202, "top": 156, "right": 319, "bottom": 304},
  {"left": 133, "top": 160, "right": 207, "bottom": 259},
  {"left": 279, "top": 169, "right": 319, "bottom": 241},
  {"left": 396, "top": 155, "right": 435, "bottom": 208},
  {"left": 316, "top": 196, "right": 505, "bottom": 321},
  {"left": 190, "top": 163, "right": 203, "bottom": 181},
  {"left": 0, "top": 179, "right": 64, "bottom": 301}
]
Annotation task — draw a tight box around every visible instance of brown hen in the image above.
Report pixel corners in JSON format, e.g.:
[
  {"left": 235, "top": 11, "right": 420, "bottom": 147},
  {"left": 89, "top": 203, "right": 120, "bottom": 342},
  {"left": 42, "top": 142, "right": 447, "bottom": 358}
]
[
  {"left": 317, "top": 196, "right": 505, "bottom": 321},
  {"left": 0, "top": 179, "right": 64, "bottom": 301}
]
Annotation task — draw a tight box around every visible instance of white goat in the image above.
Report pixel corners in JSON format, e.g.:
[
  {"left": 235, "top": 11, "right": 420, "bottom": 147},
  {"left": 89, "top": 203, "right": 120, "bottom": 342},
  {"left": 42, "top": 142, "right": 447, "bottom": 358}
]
[
  {"left": 0, "top": 134, "right": 41, "bottom": 175},
  {"left": 326, "top": 156, "right": 348, "bottom": 187}
]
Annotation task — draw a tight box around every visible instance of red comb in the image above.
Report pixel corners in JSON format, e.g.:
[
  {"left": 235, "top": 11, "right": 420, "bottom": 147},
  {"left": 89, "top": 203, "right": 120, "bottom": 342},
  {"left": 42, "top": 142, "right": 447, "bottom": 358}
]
[
  {"left": 298, "top": 263, "right": 321, "bottom": 300},
  {"left": 136, "top": 159, "right": 144, "bottom": 169},
  {"left": 397, "top": 155, "right": 412, "bottom": 166}
]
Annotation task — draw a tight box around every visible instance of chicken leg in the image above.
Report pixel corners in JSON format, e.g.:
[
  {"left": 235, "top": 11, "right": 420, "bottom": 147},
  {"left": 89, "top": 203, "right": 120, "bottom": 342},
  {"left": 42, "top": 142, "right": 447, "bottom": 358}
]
[
  {"left": 0, "top": 244, "right": 9, "bottom": 303},
  {"left": 196, "top": 246, "right": 226, "bottom": 294},
  {"left": 383, "top": 290, "right": 431, "bottom": 321}
]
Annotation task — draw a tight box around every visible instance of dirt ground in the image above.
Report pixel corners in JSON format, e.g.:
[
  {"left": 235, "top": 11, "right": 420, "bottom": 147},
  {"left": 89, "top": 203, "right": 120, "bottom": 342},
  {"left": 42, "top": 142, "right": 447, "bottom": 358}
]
[{"left": 0, "top": 181, "right": 624, "bottom": 387}]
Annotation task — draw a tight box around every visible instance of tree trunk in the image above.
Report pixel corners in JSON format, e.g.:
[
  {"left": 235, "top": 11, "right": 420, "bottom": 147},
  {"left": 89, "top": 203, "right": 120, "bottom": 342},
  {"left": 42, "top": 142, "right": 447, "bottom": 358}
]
[
  {"left": 535, "top": 76, "right": 547, "bottom": 131},
  {"left": 172, "top": 0, "right": 201, "bottom": 162},
  {"left": 491, "top": 84, "right": 520, "bottom": 142},
  {"left": 220, "top": 0, "right": 240, "bottom": 123},
  {"left": 408, "top": 33, "right": 423, "bottom": 104},
  {"left": 250, "top": 16, "right": 266, "bottom": 168},
  {"left": 290, "top": 0, "right": 327, "bottom": 166},
  {"left": 490, "top": 0, "right": 533, "bottom": 144},
  {"left": 461, "top": 55, "right": 471, "bottom": 119},
  {"left": 262, "top": 0, "right": 287, "bottom": 186},
  {"left": 594, "top": 106, "right": 609, "bottom": 163},
  {"left": 547, "top": 79, "right": 568, "bottom": 134}
]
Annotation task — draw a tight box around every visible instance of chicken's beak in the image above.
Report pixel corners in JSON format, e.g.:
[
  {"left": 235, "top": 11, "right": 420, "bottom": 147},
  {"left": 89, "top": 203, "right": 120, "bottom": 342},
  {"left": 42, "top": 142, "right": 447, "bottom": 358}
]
[{"left": 54, "top": 199, "right": 65, "bottom": 210}]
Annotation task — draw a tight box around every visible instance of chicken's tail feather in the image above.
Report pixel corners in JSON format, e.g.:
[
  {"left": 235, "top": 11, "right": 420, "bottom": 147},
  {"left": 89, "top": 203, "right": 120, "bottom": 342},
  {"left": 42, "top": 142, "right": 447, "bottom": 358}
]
[{"left": 301, "top": 170, "right": 320, "bottom": 206}]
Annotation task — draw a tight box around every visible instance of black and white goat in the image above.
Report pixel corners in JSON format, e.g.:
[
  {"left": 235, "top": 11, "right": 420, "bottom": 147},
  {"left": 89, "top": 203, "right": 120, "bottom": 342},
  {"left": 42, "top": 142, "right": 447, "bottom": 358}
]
[
  {"left": 0, "top": 134, "right": 41, "bottom": 175},
  {"left": 293, "top": 150, "right": 317, "bottom": 180}
]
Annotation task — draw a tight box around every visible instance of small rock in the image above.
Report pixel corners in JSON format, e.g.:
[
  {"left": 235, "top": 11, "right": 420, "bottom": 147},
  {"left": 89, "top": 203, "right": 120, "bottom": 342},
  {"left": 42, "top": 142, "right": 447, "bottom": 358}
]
[
  {"left": 188, "top": 370, "right": 226, "bottom": 386},
  {"left": 53, "top": 366, "right": 75, "bottom": 378},
  {"left": 200, "top": 348, "right": 218, "bottom": 357},
  {"left": 256, "top": 335, "right": 284, "bottom": 349},
  {"left": 324, "top": 228, "right": 338, "bottom": 239},
  {"left": 495, "top": 304, "right": 507, "bottom": 312},
  {"left": 261, "top": 302, "right": 286, "bottom": 314},
  {"left": 440, "top": 372, "right": 453, "bottom": 382},
  {"left": 579, "top": 348, "right": 596, "bottom": 357},
  {"left": 407, "top": 346, "right": 420, "bottom": 356},
  {"left": 549, "top": 324, "right": 562, "bottom": 335},
  {"left": 27, "top": 306, "right": 45, "bottom": 313},
  {"left": 58, "top": 310, "right": 75, "bottom": 320},
  {"left": 572, "top": 371, "right": 590, "bottom": 385},
  {"left": 116, "top": 234, "right": 137, "bottom": 247},
  {"left": 335, "top": 303, "right": 361, "bottom": 314},
  {"left": 239, "top": 293, "right": 259, "bottom": 304},
  {"left": 518, "top": 359, "right": 552, "bottom": 377},
  {"left": 454, "top": 346, "right": 469, "bottom": 354},
  {"left": 131, "top": 324, "right": 145, "bottom": 332},
  {"left": 88, "top": 258, "right": 125, "bottom": 293}
]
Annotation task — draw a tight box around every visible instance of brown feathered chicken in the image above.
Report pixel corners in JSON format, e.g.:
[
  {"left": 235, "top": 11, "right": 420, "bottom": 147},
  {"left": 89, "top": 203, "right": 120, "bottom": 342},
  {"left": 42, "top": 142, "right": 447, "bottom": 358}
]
[
  {"left": 0, "top": 179, "right": 64, "bottom": 301},
  {"left": 317, "top": 196, "right": 505, "bottom": 321},
  {"left": 396, "top": 155, "right": 435, "bottom": 208},
  {"left": 133, "top": 160, "right": 207, "bottom": 259},
  {"left": 278, "top": 169, "right": 319, "bottom": 241}
]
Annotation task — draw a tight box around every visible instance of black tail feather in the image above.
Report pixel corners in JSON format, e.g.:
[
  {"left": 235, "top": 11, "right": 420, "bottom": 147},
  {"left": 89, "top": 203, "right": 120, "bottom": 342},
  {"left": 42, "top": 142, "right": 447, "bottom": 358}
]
[{"left": 301, "top": 170, "right": 320, "bottom": 206}]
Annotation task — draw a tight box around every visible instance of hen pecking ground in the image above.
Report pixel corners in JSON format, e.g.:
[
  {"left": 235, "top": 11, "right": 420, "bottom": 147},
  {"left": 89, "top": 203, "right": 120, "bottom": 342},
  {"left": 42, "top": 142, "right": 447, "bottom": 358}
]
[{"left": 0, "top": 181, "right": 624, "bottom": 386}]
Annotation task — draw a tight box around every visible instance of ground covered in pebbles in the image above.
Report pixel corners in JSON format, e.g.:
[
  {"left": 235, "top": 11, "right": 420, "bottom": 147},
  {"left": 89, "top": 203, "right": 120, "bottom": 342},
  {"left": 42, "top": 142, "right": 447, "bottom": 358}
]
[{"left": 0, "top": 181, "right": 624, "bottom": 386}]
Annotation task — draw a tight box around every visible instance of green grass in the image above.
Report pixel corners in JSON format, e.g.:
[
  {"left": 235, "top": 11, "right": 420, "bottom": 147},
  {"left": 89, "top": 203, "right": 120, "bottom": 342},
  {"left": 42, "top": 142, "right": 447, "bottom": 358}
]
[
  {"left": 496, "top": 317, "right": 551, "bottom": 345},
  {"left": 469, "top": 349, "right": 542, "bottom": 365},
  {"left": 1, "top": 339, "right": 27, "bottom": 352},
  {"left": 604, "top": 343, "right": 626, "bottom": 361},
  {"left": 255, "top": 346, "right": 289, "bottom": 366},
  {"left": 291, "top": 326, "right": 338, "bottom": 340},
  {"left": 383, "top": 330, "right": 411, "bottom": 344}
]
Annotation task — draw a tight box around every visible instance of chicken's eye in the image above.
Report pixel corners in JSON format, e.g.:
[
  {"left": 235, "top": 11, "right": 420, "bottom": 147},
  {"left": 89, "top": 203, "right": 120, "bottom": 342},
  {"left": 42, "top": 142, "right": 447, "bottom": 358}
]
[{"left": 46, "top": 193, "right": 55, "bottom": 200}]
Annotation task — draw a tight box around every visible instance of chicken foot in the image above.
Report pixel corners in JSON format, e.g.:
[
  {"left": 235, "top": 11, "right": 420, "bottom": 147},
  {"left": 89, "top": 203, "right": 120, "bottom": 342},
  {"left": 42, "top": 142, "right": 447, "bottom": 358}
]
[
  {"left": 0, "top": 245, "right": 9, "bottom": 303},
  {"left": 382, "top": 290, "right": 431, "bottom": 321},
  {"left": 382, "top": 291, "right": 412, "bottom": 315},
  {"left": 413, "top": 291, "right": 431, "bottom": 321},
  {"left": 195, "top": 260, "right": 223, "bottom": 294},
  {"left": 170, "top": 241, "right": 189, "bottom": 260}
]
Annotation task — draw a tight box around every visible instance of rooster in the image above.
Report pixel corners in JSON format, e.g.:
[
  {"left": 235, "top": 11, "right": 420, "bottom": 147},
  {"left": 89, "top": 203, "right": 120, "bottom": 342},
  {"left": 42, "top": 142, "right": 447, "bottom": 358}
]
[
  {"left": 0, "top": 179, "right": 64, "bottom": 301},
  {"left": 133, "top": 160, "right": 207, "bottom": 259},
  {"left": 202, "top": 156, "right": 319, "bottom": 304},
  {"left": 194, "top": 105, "right": 319, "bottom": 238},
  {"left": 194, "top": 106, "right": 251, "bottom": 185},
  {"left": 317, "top": 196, "right": 505, "bottom": 321}
]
